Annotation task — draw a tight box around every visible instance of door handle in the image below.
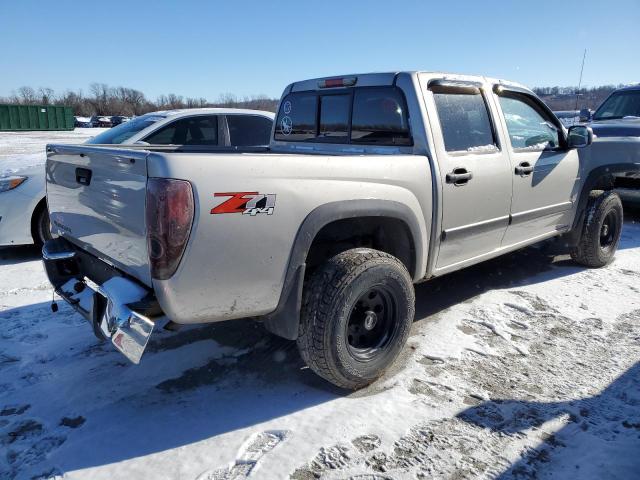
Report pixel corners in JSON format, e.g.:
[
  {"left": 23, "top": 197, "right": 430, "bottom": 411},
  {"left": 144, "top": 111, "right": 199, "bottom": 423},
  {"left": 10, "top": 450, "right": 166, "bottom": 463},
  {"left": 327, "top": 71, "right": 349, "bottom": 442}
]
[
  {"left": 446, "top": 167, "right": 473, "bottom": 186},
  {"left": 515, "top": 162, "right": 534, "bottom": 176},
  {"left": 75, "top": 167, "right": 92, "bottom": 186}
]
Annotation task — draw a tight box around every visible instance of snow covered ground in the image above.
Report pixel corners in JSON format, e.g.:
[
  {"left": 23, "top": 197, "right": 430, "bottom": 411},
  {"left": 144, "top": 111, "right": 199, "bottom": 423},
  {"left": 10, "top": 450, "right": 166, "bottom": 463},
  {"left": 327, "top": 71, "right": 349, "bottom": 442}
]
[
  {"left": 0, "top": 211, "right": 638, "bottom": 479},
  {"left": 0, "top": 128, "right": 108, "bottom": 177},
  {"left": 0, "top": 129, "right": 106, "bottom": 160},
  {"left": 0, "top": 128, "right": 639, "bottom": 479}
]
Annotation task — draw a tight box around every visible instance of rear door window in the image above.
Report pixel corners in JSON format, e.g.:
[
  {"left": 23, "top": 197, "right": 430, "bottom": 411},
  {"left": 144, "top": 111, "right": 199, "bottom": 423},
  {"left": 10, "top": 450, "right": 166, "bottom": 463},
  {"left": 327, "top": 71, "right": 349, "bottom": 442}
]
[
  {"left": 227, "top": 115, "right": 273, "bottom": 146},
  {"left": 433, "top": 91, "right": 497, "bottom": 153},
  {"left": 143, "top": 115, "right": 219, "bottom": 145}
]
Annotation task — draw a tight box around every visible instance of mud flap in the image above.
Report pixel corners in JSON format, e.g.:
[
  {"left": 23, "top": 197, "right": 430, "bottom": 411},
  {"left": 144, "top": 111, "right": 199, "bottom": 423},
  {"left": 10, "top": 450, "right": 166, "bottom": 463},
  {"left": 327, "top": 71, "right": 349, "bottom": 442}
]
[{"left": 262, "top": 264, "right": 305, "bottom": 340}]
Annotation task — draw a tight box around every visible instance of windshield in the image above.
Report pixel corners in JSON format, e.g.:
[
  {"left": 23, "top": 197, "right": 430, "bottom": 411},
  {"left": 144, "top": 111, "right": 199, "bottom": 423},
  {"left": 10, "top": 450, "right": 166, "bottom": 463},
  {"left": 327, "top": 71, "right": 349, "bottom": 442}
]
[
  {"left": 593, "top": 90, "right": 640, "bottom": 120},
  {"left": 85, "top": 114, "right": 165, "bottom": 144}
]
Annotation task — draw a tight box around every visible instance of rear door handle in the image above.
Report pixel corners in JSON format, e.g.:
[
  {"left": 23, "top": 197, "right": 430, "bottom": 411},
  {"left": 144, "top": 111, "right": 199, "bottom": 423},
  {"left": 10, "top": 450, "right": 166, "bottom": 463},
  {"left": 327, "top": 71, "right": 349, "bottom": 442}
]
[
  {"left": 446, "top": 167, "right": 473, "bottom": 186},
  {"left": 515, "top": 162, "right": 534, "bottom": 176},
  {"left": 76, "top": 167, "right": 92, "bottom": 186}
]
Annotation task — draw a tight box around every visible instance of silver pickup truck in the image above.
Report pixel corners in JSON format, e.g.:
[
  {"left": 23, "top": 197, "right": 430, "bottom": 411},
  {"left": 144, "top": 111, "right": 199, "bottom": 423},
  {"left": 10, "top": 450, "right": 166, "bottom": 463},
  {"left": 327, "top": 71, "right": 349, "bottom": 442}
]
[{"left": 43, "top": 72, "right": 640, "bottom": 389}]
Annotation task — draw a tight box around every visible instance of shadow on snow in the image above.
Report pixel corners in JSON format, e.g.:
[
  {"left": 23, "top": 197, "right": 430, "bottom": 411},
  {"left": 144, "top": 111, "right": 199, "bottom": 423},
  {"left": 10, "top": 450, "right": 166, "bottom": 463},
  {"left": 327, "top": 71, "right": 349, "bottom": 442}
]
[{"left": 457, "top": 361, "right": 640, "bottom": 478}]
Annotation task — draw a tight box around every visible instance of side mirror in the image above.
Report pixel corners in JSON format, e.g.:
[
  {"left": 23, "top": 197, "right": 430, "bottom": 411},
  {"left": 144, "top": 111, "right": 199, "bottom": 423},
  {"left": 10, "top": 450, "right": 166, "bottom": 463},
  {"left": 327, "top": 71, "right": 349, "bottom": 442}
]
[
  {"left": 567, "top": 125, "right": 593, "bottom": 148},
  {"left": 579, "top": 108, "right": 592, "bottom": 123}
]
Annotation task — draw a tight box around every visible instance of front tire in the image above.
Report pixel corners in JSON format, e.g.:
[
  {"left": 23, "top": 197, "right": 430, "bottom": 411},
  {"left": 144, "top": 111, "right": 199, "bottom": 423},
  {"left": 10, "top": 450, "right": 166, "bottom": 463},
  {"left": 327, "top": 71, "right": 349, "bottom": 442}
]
[
  {"left": 571, "top": 190, "right": 623, "bottom": 267},
  {"left": 297, "top": 248, "right": 415, "bottom": 390}
]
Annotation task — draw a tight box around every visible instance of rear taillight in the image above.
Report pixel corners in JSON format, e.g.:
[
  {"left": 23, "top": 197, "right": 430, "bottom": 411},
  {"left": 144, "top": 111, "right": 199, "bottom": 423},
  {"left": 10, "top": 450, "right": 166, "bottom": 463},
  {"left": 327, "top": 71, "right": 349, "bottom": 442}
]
[{"left": 146, "top": 178, "right": 194, "bottom": 280}]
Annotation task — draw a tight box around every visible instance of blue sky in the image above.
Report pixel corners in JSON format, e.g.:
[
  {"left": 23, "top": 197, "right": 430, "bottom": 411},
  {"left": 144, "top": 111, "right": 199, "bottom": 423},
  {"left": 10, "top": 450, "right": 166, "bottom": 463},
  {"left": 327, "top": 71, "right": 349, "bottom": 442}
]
[{"left": 2, "top": 0, "right": 639, "bottom": 100}]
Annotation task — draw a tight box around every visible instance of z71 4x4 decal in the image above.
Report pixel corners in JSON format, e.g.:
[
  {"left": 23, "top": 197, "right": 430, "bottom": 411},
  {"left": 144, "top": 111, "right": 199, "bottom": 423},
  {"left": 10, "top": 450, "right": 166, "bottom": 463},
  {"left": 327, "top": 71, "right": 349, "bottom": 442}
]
[{"left": 211, "top": 192, "right": 276, "bottom": 216}]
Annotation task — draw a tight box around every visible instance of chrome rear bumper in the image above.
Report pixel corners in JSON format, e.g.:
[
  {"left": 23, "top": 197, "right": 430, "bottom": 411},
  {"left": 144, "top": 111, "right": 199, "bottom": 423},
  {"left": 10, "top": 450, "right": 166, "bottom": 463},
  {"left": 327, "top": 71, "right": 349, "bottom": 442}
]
[{"left": 42, "top": 238, "right": 157, "bottom": 364}]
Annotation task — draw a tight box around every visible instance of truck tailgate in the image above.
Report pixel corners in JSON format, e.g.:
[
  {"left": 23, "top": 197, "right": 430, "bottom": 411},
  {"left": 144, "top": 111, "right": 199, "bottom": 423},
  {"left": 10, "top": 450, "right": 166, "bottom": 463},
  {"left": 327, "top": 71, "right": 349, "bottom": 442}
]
[{"left": 46, "top": 145, "right": 151, "bottom": 286}]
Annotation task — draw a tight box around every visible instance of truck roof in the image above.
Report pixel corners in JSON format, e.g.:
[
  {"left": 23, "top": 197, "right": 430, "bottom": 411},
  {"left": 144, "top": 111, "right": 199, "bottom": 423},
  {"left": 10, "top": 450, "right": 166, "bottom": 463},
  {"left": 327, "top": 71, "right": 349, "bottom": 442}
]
[
  {"left": 613, "top": 84, "right": 640, "bottom": 92},
  {"left": 287, "top": 71, "right": 532, "bottom": 94}
]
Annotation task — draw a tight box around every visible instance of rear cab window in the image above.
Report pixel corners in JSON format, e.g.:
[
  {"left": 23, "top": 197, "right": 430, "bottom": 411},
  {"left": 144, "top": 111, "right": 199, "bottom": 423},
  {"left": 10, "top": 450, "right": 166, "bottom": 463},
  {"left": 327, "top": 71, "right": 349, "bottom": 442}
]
[{"left": 274, "top": 86, "right": 412, "bottom": 146}]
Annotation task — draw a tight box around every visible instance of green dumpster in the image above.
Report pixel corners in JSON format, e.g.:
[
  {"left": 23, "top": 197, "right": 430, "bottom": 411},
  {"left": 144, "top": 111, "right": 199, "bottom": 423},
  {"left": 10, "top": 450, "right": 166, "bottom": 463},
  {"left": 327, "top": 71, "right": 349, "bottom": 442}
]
[{"left": 0, "top": 104, "right": 74, "bottom": 131}]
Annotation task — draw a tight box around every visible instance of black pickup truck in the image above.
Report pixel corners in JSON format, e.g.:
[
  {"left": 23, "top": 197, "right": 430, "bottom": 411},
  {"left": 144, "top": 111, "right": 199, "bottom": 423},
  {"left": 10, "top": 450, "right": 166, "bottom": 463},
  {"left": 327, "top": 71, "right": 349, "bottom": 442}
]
[{"left": 582, "top": 84, "right": 640, "bottom": 205}]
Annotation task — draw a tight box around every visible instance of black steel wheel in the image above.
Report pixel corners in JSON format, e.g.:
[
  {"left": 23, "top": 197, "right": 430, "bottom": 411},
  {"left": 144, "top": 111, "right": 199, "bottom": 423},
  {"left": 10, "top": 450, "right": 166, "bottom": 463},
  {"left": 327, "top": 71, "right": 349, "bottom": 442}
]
[
  {"left": 599, "top": 210, "right": 618, "bottom": 248},
  {"left": 571, "top": 190, "right": 623, "bottom": 268},
  {"left": 346, "top": 286, "right": 399, "bottom": 361},
  {"left": 297, "top": 248, "right": 415, "bottom": 390}
]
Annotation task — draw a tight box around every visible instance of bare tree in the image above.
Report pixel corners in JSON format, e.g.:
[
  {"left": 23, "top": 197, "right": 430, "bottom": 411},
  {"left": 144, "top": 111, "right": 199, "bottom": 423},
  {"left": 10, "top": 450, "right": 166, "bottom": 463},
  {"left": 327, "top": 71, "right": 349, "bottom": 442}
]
[
  {"left": 111, "top": 87, "right": 147, "bottom": 115},
  {"left": 1, "top": 82, "right": 278, "bottom": 115},
  {"left": 17, "top": 86, "right": 37, "bottom": 104},
  {"left": 38, "top": 87, "right": 55, "bottom": 105},
  {"left": 216, "top": 93, "right": 238, "bottom": 107},
  {"left": 89, "top": 83, "right": 111, "bottom": 115},
  {"left": 57, "top": 89, "right": 90, "bottom": 116},
  {"left": 212, "top": 94, "right": 277, "bottom": 112},
  {"left": 157, "top": 93, "right": 184, "bottom": 110},
  {"left": 533, "top": 84, "right": 624, "bottom": 111},
  {"left": 185, "top": 97, "right": 208, "bottom": 108}
]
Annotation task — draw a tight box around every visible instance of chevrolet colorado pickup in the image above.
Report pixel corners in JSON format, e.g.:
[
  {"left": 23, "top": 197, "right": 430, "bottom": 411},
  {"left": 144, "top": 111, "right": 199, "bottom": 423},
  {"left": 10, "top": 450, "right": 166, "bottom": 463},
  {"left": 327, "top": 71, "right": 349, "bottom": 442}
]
[{"left": 43, "top": 72, "right": 640, "bottom": 389}]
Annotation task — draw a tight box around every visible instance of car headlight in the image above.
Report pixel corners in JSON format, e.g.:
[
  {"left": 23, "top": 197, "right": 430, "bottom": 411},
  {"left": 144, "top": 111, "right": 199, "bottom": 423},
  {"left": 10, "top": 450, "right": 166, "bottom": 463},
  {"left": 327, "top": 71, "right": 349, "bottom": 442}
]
[{"left": 0, "top": 176, "right": 28, "bottom": 193}]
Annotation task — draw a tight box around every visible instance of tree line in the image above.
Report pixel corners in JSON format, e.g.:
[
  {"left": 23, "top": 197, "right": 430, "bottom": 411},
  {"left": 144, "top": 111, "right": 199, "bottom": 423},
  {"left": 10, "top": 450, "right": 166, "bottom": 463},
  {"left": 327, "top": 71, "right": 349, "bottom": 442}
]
[
  {"left": 532, "top": 84, "right": 629, "bottom": 111},
  {"left": 0, "top": 83, "right": 279, "bottom": 116},
  {"left": 0, "top": 82, "right": 633, "bottom": 116}
]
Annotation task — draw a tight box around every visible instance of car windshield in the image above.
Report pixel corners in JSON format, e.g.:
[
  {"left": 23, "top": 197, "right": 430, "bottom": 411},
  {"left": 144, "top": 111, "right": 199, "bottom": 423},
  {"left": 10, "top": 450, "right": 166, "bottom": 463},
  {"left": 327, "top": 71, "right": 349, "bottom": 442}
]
[
  {"left": 85, "top": 114, "right": 165, "bottom": 144},
  {"left": 593, "top": 90, "right": 640, "bottom": 120}
]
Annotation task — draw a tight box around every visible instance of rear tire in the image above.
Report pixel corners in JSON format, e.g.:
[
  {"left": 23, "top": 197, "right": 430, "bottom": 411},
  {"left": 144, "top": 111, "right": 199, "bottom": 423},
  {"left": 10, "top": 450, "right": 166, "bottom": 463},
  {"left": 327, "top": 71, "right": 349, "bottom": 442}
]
[
  {"left": 34, "top": 206, "right": 53, "bottom": 246},
  {"left": 571, "top": 190, "right": 623, "bottom": 267},
  {"left": 297, "top": 248, "right": 415, "bottom": 390}
]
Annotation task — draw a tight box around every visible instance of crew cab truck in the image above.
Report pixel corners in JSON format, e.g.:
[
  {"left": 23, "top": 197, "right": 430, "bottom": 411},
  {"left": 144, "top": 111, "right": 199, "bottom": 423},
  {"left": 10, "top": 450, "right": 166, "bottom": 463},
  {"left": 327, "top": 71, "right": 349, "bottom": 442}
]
[{"left": 43, "top": 72, "right": 639, "bottom": 389}]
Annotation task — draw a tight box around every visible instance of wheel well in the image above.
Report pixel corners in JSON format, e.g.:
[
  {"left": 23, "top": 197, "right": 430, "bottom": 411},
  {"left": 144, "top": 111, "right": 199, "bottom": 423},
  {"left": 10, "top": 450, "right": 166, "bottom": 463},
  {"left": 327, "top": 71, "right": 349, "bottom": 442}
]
[
  {"left": 612, "top": 173, "right": 640, "bottom": 190},
  {"left": 566, "top": 165, "right": 638, "bottom": 246},
  {"left": 592, "top": 174, "right": 616, "bottom": 191},
  {"left": 30, "top": 198, "right": 47, "bottom": 242},
  {"left": 590, "top": 166, "right": 640, "bottom": 191},
  {"left": 305, "top": 217, "right": 416, "bottom": 277}
]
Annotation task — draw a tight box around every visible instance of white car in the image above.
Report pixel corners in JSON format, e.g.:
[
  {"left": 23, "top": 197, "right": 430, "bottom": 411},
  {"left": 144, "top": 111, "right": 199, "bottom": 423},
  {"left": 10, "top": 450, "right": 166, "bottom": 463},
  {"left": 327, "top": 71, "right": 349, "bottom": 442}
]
[{"left": 0, "top": 108, "right": 274, "bottom": 247}]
